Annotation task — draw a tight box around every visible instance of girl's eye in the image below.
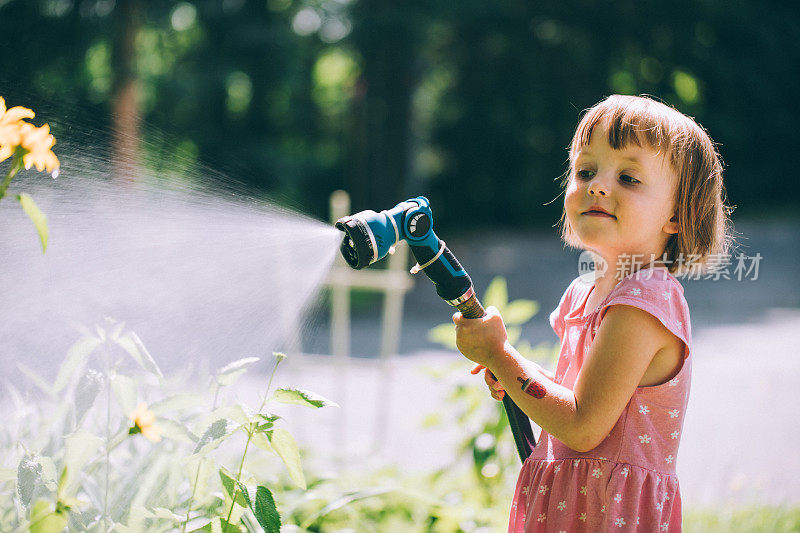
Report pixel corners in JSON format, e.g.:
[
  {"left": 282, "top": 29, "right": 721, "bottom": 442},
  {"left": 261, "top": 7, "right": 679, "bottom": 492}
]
[
  {"left": 576, "top": 169, "right": 594, "bottom": 180},
  {"left": 619, "top": 174, "right": 640, "bottom": 184}
]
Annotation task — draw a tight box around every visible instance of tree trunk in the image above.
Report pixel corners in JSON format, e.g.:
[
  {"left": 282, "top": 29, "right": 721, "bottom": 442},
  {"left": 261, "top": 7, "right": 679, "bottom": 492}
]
[
  {"left": 111, "top": 0, "right": 141, "bottom": 182},
  {"left": 350, "top": 3, "right": 421, "bottom": 211}
]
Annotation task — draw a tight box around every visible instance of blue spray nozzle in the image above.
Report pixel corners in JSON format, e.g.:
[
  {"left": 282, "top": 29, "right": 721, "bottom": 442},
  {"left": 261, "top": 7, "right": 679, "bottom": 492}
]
[
  {"left": 334, "top": 197, "right": 433, "bottom": 268},
  {"left": 334, "top": 196, "right": 470, "bottom": 302}
]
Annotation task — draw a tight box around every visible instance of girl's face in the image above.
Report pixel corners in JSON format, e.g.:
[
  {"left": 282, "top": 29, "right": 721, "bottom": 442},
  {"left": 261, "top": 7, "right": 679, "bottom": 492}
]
[{"left": 564, "top": 124, "right": 679, "bottom": 263}]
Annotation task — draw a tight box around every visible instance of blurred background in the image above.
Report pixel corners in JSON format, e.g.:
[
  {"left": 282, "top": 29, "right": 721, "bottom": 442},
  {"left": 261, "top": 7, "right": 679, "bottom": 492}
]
[
  {"left": 2, "top": 0, "right": 798, "bottom": 228},
  {"left": 1, "top": 0, "right": 799, "bottom": 530}
]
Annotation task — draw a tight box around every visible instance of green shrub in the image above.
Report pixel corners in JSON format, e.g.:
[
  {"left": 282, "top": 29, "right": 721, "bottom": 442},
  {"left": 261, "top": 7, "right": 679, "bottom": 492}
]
[{"left": 0, "top": 319, "right": 336, "bottom": 532}]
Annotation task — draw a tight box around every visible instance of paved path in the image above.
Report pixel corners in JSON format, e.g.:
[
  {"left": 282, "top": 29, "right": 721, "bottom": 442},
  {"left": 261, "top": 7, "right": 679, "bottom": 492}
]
[{"left": 680, "top": 309, "right": 800, "bottom": 506}]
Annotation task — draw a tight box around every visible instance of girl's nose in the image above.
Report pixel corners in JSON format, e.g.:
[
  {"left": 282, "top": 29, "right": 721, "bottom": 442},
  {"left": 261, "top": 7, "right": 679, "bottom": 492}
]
[{"left": 588, "top": 180, "right": 608, "bottom": 196}]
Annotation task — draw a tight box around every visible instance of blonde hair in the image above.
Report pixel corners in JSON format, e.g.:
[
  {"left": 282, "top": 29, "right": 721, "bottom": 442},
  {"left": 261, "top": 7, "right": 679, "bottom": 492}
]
[{"left": 560, "top": 94, "right": 734, "bottom": 276}]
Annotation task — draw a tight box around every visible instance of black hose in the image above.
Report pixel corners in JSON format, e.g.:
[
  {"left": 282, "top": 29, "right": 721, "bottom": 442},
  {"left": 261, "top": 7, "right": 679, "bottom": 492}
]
[{"left": 456, "top": 294, "right": 535, "bottom": 462}]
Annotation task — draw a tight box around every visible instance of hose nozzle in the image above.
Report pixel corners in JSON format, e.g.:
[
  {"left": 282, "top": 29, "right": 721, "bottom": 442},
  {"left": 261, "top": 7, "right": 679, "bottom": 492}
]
[
  {"left": 335, "top": 214, "right": 379, "bottom": 269},
  {"left": 335, "top": 197, "right": 476, "bottom": 308}
]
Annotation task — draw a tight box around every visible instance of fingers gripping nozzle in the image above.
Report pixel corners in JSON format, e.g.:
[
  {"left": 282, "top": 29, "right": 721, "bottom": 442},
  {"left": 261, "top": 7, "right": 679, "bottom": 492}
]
[{"left": 334, "top": 197, "right": 480, "bottom": 314}]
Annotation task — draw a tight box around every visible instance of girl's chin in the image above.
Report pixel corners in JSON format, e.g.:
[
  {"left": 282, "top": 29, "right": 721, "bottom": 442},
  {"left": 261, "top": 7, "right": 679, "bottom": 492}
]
[{"left": 572, "top": 233, "right": 614, "bottom": 251}]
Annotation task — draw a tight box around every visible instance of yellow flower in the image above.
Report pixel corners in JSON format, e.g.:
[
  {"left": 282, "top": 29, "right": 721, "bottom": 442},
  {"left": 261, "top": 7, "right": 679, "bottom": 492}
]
[
  {"left": 0, "top": 96, "right": 35, "bottom": 146},
  {"left": 19, "top": 122, "right": 60, "bottom": 174},
  {"left": 0, "top": 144, "right": 12, "bottom": 164},
  {"left": 128, "top": 402, "right": 162, "bottom": 442}
]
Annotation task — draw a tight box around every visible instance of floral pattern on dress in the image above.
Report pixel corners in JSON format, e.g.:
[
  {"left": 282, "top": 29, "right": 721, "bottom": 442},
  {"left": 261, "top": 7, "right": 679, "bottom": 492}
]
[{"left": 511, "top": 267, "right": 691, "bottom": 532}]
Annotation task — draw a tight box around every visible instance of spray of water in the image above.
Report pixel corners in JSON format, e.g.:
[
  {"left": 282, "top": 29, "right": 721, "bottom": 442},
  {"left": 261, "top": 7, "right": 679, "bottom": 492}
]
[{"left": 0, "top": 129, "right": 341, "bottom": 386}]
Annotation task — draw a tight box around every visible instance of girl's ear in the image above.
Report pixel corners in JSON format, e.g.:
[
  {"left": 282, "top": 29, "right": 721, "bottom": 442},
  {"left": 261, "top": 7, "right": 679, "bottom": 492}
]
[{"left": 663, "top": 213, "right": 679, "bottom": 235}]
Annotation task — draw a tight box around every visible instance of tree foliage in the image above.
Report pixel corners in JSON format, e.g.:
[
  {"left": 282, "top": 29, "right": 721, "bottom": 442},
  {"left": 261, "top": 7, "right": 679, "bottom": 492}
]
[{"left": 0, "top": 0, "right": 796, "bottom": 229}]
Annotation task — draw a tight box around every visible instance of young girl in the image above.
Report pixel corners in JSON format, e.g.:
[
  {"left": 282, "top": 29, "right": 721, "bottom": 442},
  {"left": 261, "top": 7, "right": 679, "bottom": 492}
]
[{"left": 454, "top": 95, "right": 733, "bottom": 532}]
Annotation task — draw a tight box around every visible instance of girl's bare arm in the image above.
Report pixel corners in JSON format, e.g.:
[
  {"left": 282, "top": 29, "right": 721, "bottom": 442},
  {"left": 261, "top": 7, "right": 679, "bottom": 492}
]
[{"left": 455, "top": 305, "right": 674, "bottom": 452}]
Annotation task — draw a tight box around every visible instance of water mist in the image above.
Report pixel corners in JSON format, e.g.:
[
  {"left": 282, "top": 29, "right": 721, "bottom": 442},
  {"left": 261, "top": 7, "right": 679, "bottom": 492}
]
[{"left": 0, "top": 143, "right": 340, "bottom": 385}]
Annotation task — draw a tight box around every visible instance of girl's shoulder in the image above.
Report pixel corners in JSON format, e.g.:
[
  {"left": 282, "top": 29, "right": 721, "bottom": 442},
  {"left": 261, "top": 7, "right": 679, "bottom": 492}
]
[
  {"left": 593, "top": 267, "right": 691, "bottom": 351},
  {"left": 604, "top": 266, "right": 687, "bottom": 313},
  {"left": 549, "top": 267, "right": 690, "bottom": 345}
]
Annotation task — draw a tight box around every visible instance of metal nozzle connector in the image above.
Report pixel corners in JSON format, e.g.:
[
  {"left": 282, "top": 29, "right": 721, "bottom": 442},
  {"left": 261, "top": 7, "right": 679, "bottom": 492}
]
[{"left": 455, "top": 294, "right": 485, "bottom": 319}]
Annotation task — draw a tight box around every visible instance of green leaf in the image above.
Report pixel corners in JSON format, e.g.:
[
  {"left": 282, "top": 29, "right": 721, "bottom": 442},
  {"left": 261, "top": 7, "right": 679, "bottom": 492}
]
[
  {"left": 110, "top": 373, "right": 137, "bottom": 414},
  {"left": 56, "top": 467, "right": 67, "bottom": 500},
  {"left": 252, "top": 413, "right": 280, "bottom": 435},
  {"left": 208, "top": 404, "right": 250, "bottom": 426},
  {"left": 506, "top": 327, "right": 522, "bottom": 346},
  {"left": 215, "top": 357, "right": 260, "bottom": 387},
  {"left": 38, "top": 457, "right": 57, "bottom": 492},
  {"left": 53, "top": 336, "right": 102, "bottom": 393},
  {"left": 267, "top": 428, "right": 306, "bottom": 489},
  {"left": 17, "top": 193, "right": 48, "bottom": 252},
  {"left": 149, "top": 393, "right": 204, "bottom": 415},
  {"left": 255, "top": 422, "right": 274, "bottom": 434},
  {"left": 193, "top": 419, "right": 230, "bottom": 454},
  {"left": 272, "top": 388, "right": 338, "bottom": 409},
  {"left": 219, "top": 468, "right": 236, "bottom": 498},
  {"left": 421, "top": 413, "right": 442, "bottom": 428},
  {"left": 222, "top": 518, "right": 244, "bottom": 532},
  {"left": 17, "top": 455, "right": 43, "bottom": 507},
  {"left": 250, "top": 432, "right": 272, "bottom": 452},
  {"left": 116, "top": 332, "right": 163, "bottom": 377},
  {"left": 156, "top": 418, "right": 197, "bottom": 444},
  {"left": 219, "top": 470, "right": 250, "bottom": 514},
  {"left": 189, "top": 517, "right": 241, "bottom": 533},
  {"left": 427, "top": 322, "right": 457, "bottom": 350},
  {"left": 503, "top": 299, "right": 539, "bottom": 325},
  {"left": 29, "top": 500, "right": 67, "bottom": 533},
  {"left": 254, "top": 486, "right": 281, "bottom": 533},
  {"left": 108, "top": 319, "right": 125, "bottom": 341},
  {"left": 299, "top": 488, "right": 393, "bottom": 529},
  {"left": 63, "top": 431, "right": 103, "bottom": 496},
  {"left": 58, "top": 496, "right": 85, "bottom": 510},
  {"left": 151, "top": 507, "right": 184, "bottom": 522},
  {"left": 483, "top": 277, "right": 508, "bottom": 310},
  {"left": 235, "top": 480, "right": 253, "bottom": 511},
  {"left": 74, "top": 369, "right": 104, "bottom": 423}
]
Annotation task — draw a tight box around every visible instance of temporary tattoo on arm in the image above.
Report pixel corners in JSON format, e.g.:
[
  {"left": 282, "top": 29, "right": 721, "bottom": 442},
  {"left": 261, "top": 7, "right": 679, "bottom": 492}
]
[{"left": 517, "top": 376, "right": 546, "bottom": 399}]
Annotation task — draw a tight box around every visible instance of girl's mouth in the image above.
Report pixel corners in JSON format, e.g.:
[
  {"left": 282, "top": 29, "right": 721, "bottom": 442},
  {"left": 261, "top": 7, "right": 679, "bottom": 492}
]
[{"left": 582, "top": 210, "right": 616, "bottom": 219}]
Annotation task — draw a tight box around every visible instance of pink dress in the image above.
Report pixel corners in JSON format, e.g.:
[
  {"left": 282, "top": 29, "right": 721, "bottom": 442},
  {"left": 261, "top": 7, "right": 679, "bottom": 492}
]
[{"left": 509, "top": 267, "right": 692, "bottom": 532}]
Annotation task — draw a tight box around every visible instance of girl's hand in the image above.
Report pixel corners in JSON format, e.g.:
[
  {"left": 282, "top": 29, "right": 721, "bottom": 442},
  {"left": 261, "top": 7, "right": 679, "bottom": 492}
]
[
  {"left": 471, "top": 364, "right": 505, "bottom": 401},
  {"left": 453, "top": 306, "right": 508, "bottom": 368}
]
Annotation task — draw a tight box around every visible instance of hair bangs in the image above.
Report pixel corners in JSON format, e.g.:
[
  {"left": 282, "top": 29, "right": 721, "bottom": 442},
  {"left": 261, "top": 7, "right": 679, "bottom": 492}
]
[{"left": 570, "top": 96, "right": 676, "bottom": 164}]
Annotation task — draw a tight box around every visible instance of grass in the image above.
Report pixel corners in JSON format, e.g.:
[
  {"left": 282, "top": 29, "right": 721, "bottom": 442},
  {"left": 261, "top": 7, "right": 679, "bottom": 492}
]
[{"left": 685, "top": 505, "right": 800, "bottom": 532}]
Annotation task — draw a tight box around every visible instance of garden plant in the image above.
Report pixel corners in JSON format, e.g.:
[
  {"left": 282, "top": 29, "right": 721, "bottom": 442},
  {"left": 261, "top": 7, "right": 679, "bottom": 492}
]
[
  {"left": 0, "top": 97, "right": 59, "bottom": 252},
  {"left": 0, "top": 317, "right": 338, "bottom": 532}
]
